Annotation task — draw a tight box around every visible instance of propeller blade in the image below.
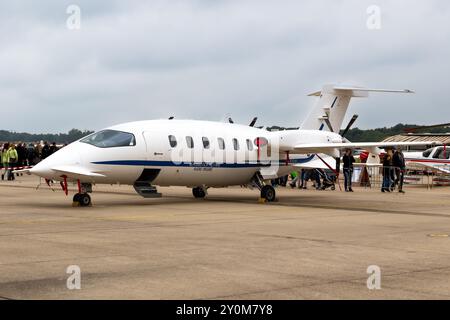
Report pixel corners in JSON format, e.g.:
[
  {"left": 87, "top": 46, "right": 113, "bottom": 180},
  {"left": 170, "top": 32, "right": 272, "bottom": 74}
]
[
  {"left": 341, "top": 114, "right": 359, "bottom": 138},
  {"left": 323, "top": 118, "right": 334, "bottom": 132},
  {"left": 249, "top": 117, "right": 258, "bottom": 127}
]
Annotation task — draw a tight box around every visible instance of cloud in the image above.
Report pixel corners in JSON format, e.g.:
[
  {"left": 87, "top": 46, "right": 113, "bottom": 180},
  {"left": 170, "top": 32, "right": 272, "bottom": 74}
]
[{"left": 0, "top": 0, "right": 449, "bottom": 133}]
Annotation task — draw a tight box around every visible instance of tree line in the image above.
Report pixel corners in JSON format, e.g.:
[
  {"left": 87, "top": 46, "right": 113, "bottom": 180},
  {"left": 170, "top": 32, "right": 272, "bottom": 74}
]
[
  {"left": 0, "top": 129, "right": 94, "bottom": 144},
  {"left": 0, "top": 124, "right": 448, "bottom": 144}
]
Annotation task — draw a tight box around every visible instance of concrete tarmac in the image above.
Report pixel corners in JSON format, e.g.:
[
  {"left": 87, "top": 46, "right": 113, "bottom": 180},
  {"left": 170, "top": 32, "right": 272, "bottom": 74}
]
[{"left": 0, "top": 175, "right": 450, "bottom": 299}]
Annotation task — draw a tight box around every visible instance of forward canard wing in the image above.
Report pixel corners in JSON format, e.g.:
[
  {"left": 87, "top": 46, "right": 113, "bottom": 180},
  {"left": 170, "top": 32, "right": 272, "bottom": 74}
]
[{"left": 48, "top": 166, "right": 106, "bottom": 180}]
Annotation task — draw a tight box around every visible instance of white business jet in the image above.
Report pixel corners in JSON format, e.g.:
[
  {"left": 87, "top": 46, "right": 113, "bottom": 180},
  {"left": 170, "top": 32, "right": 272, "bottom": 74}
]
[{"left": 24, "top": 85, "right": 438, "bottom": 206}]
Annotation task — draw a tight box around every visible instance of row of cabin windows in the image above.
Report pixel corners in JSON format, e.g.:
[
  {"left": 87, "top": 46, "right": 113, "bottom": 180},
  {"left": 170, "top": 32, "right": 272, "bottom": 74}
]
[{"left": 168, "top": 135, "right": 254, "bottom": 151}]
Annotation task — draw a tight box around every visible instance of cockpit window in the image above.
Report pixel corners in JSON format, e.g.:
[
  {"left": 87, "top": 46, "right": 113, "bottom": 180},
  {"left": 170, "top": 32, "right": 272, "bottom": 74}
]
[
  {"left": 422, "top": 148, "right": 433, "bottom": 158},
  {"left": 81, "top": 130, "right": 136, "bottom": 148},
  {"left": 433, "top": 147, "right": 450, "bottom": 160}
]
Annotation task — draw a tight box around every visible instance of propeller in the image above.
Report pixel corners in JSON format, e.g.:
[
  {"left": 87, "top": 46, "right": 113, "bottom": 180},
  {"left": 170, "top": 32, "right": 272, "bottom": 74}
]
[
  {"left": 228, "top": 117, "right": 257, "bottom": 126},
  {"left": 323, "top": 117, "right": 334, "bottom": 133},
  {"left": 168, "top": 116, "right": 174, "bottom": 120},
  {"left": 335, "top": 114, "right": 359, "bottom": 176},
  {"left": 341, "top": 114, "right": 359, "bottom": 138}
]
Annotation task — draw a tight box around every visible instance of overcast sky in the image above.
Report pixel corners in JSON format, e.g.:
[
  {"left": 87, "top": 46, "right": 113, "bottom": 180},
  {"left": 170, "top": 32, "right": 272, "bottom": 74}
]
[{"left": 1, "top": 0, "right": 449, "bottom": 133}]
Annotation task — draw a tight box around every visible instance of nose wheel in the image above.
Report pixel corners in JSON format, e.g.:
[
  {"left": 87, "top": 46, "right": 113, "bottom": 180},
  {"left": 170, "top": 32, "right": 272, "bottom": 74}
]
[
  {"left": 192, "top": 187, "right": 207, "bottom": 199},
  {"left": 73, "top": 193, "right": 91, "bottom": 207}
]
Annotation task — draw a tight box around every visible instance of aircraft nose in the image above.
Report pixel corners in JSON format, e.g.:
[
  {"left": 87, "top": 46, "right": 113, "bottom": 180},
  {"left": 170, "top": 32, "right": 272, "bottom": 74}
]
[
  {"left": 29, "top": 158, "right": 53, "bottom": 178},
  {"left": 30, "top": 144, "right": 82, "bottom": 179}
]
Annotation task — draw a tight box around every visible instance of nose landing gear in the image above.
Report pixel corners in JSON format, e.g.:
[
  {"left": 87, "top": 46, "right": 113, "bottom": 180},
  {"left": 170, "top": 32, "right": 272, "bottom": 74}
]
[
  {"left": 73, "top": 193, "right": 91, "bottom": 207},
  {"left": 72, "top": 180, "right": 93, "bottom": 207}
]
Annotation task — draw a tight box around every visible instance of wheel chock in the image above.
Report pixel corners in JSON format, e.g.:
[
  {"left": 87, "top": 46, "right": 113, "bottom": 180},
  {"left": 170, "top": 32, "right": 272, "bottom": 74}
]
[{"left": 258, "top": 197, "right": 267, "bottom": 203}]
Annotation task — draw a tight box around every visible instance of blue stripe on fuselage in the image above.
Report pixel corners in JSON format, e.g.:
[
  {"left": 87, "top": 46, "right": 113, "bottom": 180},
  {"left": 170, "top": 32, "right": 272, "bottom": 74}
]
[{"left": 91, "top": 155, "right": 316, "bottom": 168}]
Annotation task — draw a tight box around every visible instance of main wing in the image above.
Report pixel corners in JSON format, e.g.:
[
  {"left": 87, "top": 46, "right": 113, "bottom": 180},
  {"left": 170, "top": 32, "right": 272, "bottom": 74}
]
[
  {"left": 406, "top": 161, "right": 450, "bottom": 174},
  {"left": 292, "top": 154, "right": 382, "bottom": 170},
  {"left": 292, "top": 141, "right": 439, "bottom": 157}
]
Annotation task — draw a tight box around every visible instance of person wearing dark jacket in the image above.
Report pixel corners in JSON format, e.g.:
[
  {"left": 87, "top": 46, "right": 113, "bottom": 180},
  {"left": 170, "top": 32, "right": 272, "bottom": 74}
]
[
  {"left": 16, "top": 143, "right": 26, "bottom": 168},
  {"left": 342, "top": 149, "right": 355, "bottom": 192},
  {"left": 41, "top": 141, "right": 51, "bottom": 160},
  {"left": 49, "top": 142, "right": 58, "bottom": 155},
  {"left": 382, "top": 149, "right": 394, "bottom": 192},
  {"left": 392, "top": 148, "right": 406, "bottom": 193}
]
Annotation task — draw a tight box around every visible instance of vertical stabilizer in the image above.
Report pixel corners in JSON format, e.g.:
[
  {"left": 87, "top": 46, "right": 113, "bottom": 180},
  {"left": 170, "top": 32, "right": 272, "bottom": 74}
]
[{"left": 301, "top": 84, "right": 413, "bottom": 132}]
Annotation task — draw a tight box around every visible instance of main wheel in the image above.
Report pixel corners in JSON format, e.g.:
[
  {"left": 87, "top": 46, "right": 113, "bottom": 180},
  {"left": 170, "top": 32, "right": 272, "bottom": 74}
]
[
  {"left": 192, "top": 187, "right": 206, "bottom": 199},
  {"left": 73, "top": 193, "right": 81, "bottom": 203},
  {"left": 261, "top": 185, "right": 276, "bottom": 202},
  {"left": 78, "top": 193, "right": 91, "bottom": 207}
]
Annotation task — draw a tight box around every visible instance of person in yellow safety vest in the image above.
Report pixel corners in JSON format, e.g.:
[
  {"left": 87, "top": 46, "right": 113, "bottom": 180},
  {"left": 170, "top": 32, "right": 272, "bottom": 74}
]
[
  {"left": 1, "top": 143, "right": 9, "bottom": 180},
  {"left": 6, "top": 144, "right": 18, "bottom": 181}
]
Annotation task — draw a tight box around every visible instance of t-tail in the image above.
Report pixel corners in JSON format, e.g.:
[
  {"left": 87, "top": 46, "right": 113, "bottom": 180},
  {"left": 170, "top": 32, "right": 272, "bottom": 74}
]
[{"left": 301, "top": 84, "right": 414, "bottom": 132}]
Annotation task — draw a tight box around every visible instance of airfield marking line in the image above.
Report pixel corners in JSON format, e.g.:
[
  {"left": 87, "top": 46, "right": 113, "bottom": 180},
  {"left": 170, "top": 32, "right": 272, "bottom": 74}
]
[
  {"left": 205, "top": 264, "right": 450, "bottom": 300},
  {"left": 0, "top": 254, "right": 132, "bottom": 267}
]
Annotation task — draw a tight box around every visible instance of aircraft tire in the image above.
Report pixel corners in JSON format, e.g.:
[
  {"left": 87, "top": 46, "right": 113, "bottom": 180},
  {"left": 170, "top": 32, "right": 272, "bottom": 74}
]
[
  {"left": 78, "top": 193, "right": 91, "bottom": 207},
  {"left": 261, "top": 185, "right": 276, "bottom": 202},
  {"left": 192, "top": 187, "right": 206, "bottom": 199},
  {"left": 73, "top": 193, "right": 81, "bottom": 203}
]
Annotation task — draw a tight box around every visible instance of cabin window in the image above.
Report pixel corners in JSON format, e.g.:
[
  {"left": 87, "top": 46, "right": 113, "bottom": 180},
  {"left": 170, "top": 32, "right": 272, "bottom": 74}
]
[
  {"left": 246, "top": 139, "right": 253, "bottom": 151},
  {"left": 217, "top": 138, "right": 225, "bottom": 150},
  {"left": 233, "top": 138, "right": 239, "bottom": 151},
  {"left": 168, "top": 135, "right": 177, "bottom": 148},
  {"left": 186, "top": 136, "right": 194, "bottom": 149},
  {"left": 202, "top": 137, "right": 210, "bottom": 149},
  {"left": 81, "top": 130, "right": 136, "bottom": 148}
]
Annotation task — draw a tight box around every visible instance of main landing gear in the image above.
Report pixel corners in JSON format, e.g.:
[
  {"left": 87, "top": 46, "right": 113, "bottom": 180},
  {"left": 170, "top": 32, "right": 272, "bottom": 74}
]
[
  {"left": 251, "top": 172, "right": 276, "bottom": 202},
  {"left": 192, "top": 186, "right": 207, "bottom": 199},
  {"left": 260, "top": 185, "right": 276, "bottom": 202}
]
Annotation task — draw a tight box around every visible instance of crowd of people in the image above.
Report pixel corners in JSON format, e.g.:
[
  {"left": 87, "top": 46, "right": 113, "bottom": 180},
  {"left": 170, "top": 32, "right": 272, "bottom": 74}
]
[
  {"left": 285, "top": 148, "right": 407, "bottom": 193},
  {"left": 1, "top": 141, "right": 61, "bottom": 181},
  {"left": 381, "top": 147, "right": 406, "bottom": 193}
]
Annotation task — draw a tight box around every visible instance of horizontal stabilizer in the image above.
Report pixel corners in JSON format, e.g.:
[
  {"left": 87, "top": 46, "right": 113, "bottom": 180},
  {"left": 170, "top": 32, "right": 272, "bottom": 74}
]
[{"left": 307, "top": 86, "right": 414, "bottom": 97}]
